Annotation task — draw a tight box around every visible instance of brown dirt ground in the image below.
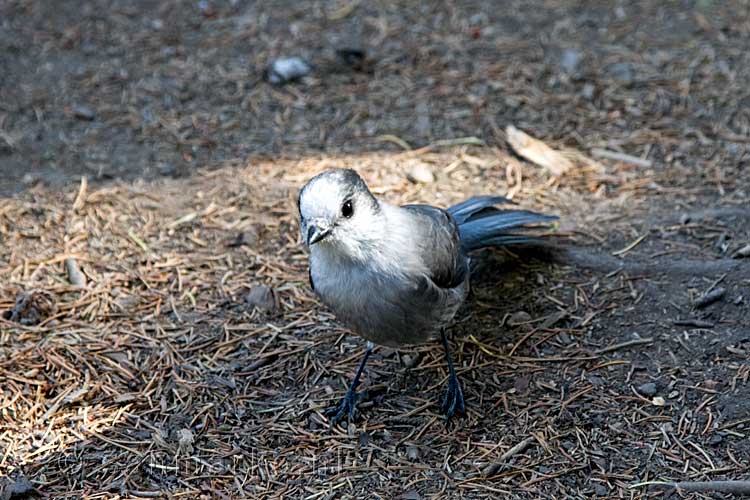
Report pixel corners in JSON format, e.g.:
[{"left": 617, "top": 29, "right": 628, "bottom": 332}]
[{"left": 1, "top": 0, "right": 750, "bottom": 499}]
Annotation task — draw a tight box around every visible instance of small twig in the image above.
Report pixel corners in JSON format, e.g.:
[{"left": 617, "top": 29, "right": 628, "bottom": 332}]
[
  {"left": 427, "top": 136, "right": 485, "bottom": 148},
  {"left": 481, "top": 436, "right": 535, "bottom": 477},
  {"left": 128, "top": 229, "right": 150, "bottom": 253},
  {"left": 630, "top": 480, "right": 750, "bottom": 495},
  {"left": 72, "top": 176, "right": 88, "bottom": 211},
  {"left": 590, "top": 148, "right": 653, "bottom": 168},
  {"left": 375, "top": 134, "right": 412, "bottom": 150},
  {"left": 400, "top": 136, "right": 487, "bottom": 157},
  {"left": 128, "top": 490, "right": 164, "bottom": 498},
  {"left": 597, "top": 337, "right": 653, "bottom": 355},
  {"left": 612, "top": 233, "right": 648, "bottom": 256},
  {"left": 508, "top": 310, "right": 568, "bottom": 356},
  {"left": 673, "top": 319, "right": 714, "bottom": 328},
  {"left": 704, "top": 272, "right": 728, "bottom": 296}
]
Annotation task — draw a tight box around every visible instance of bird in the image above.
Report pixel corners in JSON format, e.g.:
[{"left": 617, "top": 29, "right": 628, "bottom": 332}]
[{"left": 297, "top": 168, "right": 557, "bottom": 424}]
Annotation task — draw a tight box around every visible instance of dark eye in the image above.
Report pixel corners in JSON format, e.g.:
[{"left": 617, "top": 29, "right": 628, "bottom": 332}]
[{"left": 341, "top": 199, "right": 354, "bottom": 218}]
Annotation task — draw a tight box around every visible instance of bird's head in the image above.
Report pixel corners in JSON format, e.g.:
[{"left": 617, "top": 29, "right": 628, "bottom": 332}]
[{"left": 298, "top": 168, "right": 383, "bottom": 260}]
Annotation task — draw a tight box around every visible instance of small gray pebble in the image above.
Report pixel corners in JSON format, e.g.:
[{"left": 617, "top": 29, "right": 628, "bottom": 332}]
[
  {"left": 560, "top": 48, "right": 581, "bottom": 74},
  {"left": 158, "top": 162, "right": 176, "bottom": 176},
  {"left": 73, "top": 105, "right": 96, "bottom": 121},
  {"left": 637, "top": 382, "right": 657, "bottom": 397},
  {"left": 244, "top": 285, "right": 277, "bottom": 313},
  {"left": 401, "top": 354, "right": 418, "bottom": 369},
  {"left": 508, "top": 311, "right": 532, "bottom": 325},
  {"left": 582, "top": 83, "right": 595, "bottom": 100},
  {"left": 266, "top": 57, "right": 311, "bottom": 85},
  {"left": 406, "top": 163, "right": 435, "bottom": 184},
  {"left": 606, "top": 62, "right": 636, "bottom": 83}
]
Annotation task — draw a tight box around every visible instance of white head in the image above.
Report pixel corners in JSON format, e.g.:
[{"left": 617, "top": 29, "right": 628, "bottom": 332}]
[{"left": 298, "top": 168, "right": 384, "bottom": 261}]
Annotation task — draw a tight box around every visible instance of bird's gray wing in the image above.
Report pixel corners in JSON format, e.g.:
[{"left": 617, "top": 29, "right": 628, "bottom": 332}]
[{"left": 401, "top": 204, "right": 468, "bottom": 289}]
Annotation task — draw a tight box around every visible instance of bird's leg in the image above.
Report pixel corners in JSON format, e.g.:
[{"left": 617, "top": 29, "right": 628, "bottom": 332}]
[
  {"left": 327, "top": 342, "right": 373, "bottom": 426},
  {"left": 440, "top": 329, "right": 466, "bottom": 420}
]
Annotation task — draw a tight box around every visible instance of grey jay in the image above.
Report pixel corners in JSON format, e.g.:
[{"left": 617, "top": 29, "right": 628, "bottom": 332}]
[{"left": 298, "top": 168, "right": 557, "bottom": 424}]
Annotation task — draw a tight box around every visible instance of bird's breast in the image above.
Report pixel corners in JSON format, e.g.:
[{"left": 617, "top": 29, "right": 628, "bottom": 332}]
[{"left": 309, "top": 248, "right": 466, "bottom": 347}]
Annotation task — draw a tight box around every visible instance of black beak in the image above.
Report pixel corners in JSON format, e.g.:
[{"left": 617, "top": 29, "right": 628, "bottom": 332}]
[{"left": 307, "top": 225, "right": 331, "bottom": 246}]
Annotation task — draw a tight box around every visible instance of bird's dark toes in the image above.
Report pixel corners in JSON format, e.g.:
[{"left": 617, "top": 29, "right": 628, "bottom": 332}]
[
  {"left": 440, "top": 373, "right": 466, "bottom": 420},
  {"left": 326, "top": 388, "right": 361, "bottom": 426}
]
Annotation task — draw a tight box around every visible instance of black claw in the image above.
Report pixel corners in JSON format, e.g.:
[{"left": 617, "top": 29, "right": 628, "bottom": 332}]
[
  {"left": 441, "top": 370, "right": 466, "bottom": 420},
  {"left": 327, "top": 387, "right": 361, "bottom": 426},
  {"left": 326, "top": 344, "right": 373, "bottom": 427}
]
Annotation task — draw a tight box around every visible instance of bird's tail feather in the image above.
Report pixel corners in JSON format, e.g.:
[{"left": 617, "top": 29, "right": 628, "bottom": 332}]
[{"left": 448, "top": 196, "right": 558, "bottom": 252}]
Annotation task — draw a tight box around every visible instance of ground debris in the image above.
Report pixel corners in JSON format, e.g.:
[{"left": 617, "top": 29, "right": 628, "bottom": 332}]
[
  {"left": 265, "top": 57, "right": 311, "bottom": 85},
  {"left": 673, "top": 318, "right": 715, "bottom": 328},
  {"left": 505, "top": 125, "right": 574, "bottom": 176},
  {"left": 176, "top": 428, "right": 194, "bottom": 454},
  {"left": 398, "top": 490, "right": 421, "bottom": 500},
  {"left": 64, "top": 257, "right": 86, "bottom": 288},
  {"left": 244, "top": 285, "right": 278, "bottom": 313},
  {"left": 590, "top": 148, "right": 652, "bottom": 168},
  {"left": 733, "top": 243, "right": 750, "bottom": 258},
  {"left": 335, "top": 48, "right": 373, "bottom": 73},
  {"left": 3, "top": 290, "right": 57, "bottom": 325},
  {"left": 406, "top": 162, "right": 435, "bottom": 184},
  {"left": 559, "top": 48, "right": 581, "bottom": 74},
  {"left": 693, "top": 287, "right": 726, "bottom": 309},
  {"left": 635, "top": 480, "right": 750, "bottom": 496},
  {"left": 636, "top": 382, "right": 657, "bottom": 397},
  {"left": 0, "top": 152, "right": 748, "bottom": 499},
  {"left": 72, "top": 105, "right": 95, "bottom": 121},
  {"left": 226, "top": 226, "right": 259, "bottom": 248},
  {"left": 481, "top": 436, "right": 535, "bottom": 477},
  {"left": 507, "top": 310, "right": 532, "bottom": 325},
  {"left": 0, "top": 475, "right": 36, "bottom": 500}
]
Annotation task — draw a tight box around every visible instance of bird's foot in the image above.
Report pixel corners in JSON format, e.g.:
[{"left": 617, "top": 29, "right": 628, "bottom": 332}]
[
  {"left": 326, "top": 387, "right": 364, "bottom": 426},
  {"left": 440, "top": 370, "right": 466, "bottom": 420},
  {"left": 326, "top": 343, "right": 373, "bottom": 427}
]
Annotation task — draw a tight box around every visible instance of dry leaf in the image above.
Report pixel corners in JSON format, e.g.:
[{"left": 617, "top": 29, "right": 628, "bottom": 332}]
[
  {"left": 177, "top": 428, "right": 194, "bottom": 454},
  {"left": 505, "top": 125, "right": 574, "bottom": 176}
]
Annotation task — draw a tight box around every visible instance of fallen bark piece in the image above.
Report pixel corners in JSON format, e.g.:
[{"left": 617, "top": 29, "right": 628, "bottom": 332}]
[
  {"left": 693, "top": 287, "right": 726, "bottom": 309},
  {"left": 3, "top": 290, "right": 58, "bottom": 325},
  {"left": 673, "top": 318, "right": 714, "bottom": 328},
  {"left": 505, "top": 125, "right": 574, "bottom": 176},
  {"left": 674, "top": 481, "right": 750, "bottom": 495},
  {"left": 733, "top": 243, "right": 750, "bottom": 258},
  {"left": 0, "top": 474, "right": 35, "bottom": 499},
  {"left": 244, "top": 285, "right": 278, "bottom": 313},
  {"left": 633, "top": 480, "right": 750, "bottom": 496},
  {"left": 65, "top": 258, "right": 87, "bottom": 288}
]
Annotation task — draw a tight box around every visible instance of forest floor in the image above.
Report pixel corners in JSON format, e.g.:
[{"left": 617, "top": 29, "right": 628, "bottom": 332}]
[{"left": 1, "top": 0, "right": 749, "bottom": 498}]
